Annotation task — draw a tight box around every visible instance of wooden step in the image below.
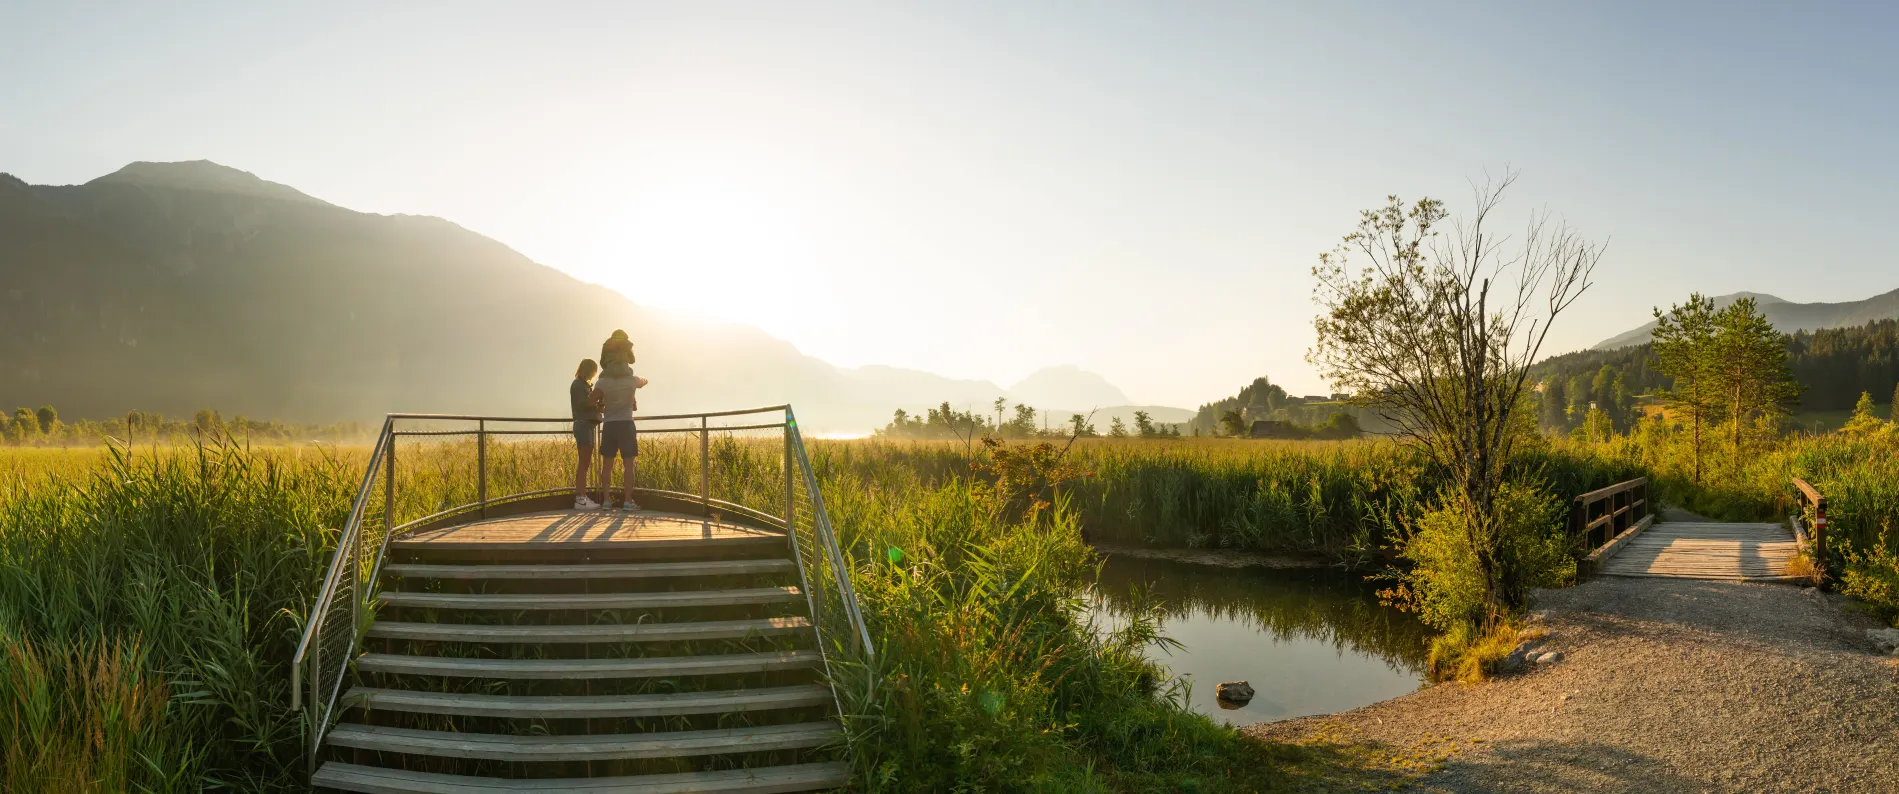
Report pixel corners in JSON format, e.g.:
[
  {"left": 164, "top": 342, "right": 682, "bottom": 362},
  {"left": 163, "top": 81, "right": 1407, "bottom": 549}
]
[
  {"left": 312, "top": 760, "right": 849, "bottom": 793},
  {"left": 367, "top": 617, "right": 810, "bottom": 644},
  {"left": 383, "top": 560, "right": 796, "bottom": 580},
  {"left": 344, "top": 684, "right": 833, "bottom": 719},
  {"left": 377, "top": 587, "right": 801, "bottom": 611},
  {"left": 356, "top": 650, "right": 822, "bottom": 680},
  {"left": 323, "top": 721, "right": 841, "bottom": 762}
]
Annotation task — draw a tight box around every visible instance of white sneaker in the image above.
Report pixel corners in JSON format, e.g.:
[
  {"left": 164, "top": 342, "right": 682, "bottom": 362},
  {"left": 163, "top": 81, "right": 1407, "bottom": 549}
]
[{"left": 574, "top": 496, "right": 601, "bottom": 510}]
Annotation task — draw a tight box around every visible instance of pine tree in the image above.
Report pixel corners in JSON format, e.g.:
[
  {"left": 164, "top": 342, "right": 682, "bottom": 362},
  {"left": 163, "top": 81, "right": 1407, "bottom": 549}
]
[
  {"left": 1650, "top": 294, "right": 1719, "bottom": 485},
  {"left": 1708, "top": 297, "right": 1801, "bottom": 462}
]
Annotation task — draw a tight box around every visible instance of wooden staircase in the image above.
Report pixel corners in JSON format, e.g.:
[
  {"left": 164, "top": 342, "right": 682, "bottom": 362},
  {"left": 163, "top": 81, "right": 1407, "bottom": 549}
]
[{"left": 310, "top": 510, "right": 850, "bottom": 793}]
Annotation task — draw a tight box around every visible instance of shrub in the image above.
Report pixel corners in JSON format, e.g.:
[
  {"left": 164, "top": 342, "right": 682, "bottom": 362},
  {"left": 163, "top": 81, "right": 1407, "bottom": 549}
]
[
  {"left": 1379, "top": 481, "right": 1572, "bottom": 633},
  {"left": 1839, "top": 533, "right": 1899, "bottom": 628}
]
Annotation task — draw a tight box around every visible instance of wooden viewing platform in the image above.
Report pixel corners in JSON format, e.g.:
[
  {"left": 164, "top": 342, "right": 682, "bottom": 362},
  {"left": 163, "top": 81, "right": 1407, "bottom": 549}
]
[
  {"left": 1595, "top": 521, "right": 1799, "bottom": 582},
  {"left": 295, "top": 407, "right": 865, "bottom": 794}
]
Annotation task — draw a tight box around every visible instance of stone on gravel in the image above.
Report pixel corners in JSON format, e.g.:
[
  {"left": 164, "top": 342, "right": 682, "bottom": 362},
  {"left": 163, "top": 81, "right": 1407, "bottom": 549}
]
[
  {"left": 1870, "top": 628, "right": 1899, "bottom": 655},
  {"left": 1531, "top": 650, "right": 1564, "bottom": 664}
]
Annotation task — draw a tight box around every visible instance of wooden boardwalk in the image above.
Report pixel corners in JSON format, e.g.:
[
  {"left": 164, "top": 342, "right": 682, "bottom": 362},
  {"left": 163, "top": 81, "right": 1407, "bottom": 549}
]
[
  {"left": 393, "top": 509, "right": 784, "bottom": 550},
  {"left": 1596, "top": 521, "right": 1799, "bottom": 582}
]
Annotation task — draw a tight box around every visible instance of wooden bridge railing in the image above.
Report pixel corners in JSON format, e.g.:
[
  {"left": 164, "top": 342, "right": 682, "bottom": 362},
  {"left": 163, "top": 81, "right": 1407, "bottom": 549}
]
[
  {"left": 1571, "top": 477, "right": 1651, "bottom": 551},
  {"left": 1791, "top": 477, "right": 1828, "bottom": 583}
]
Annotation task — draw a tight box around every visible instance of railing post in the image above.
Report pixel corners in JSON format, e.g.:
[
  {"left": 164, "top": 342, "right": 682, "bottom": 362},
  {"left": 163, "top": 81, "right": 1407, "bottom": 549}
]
[
  {"left": 700, "top": 415, "right": 711, "bottom": 516},
  {"left": 385, "top": 426, "right": 395, "bottom": 535},
  {"left": 477, "top": 419, "right": 488, "bottom": 518},
  {"left": 784, "top": 412, "right": 796, "bottom": 534},
  {"left": 1815, "top": 494, "right": 1829, "bottom": 580}
]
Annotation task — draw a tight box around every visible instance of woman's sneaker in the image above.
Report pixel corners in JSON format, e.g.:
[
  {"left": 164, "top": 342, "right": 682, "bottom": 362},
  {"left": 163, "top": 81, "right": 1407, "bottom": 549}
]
[
  {"left": 574, "top": 495, "right": 601, "bottom": 510},
  {"left": 623, "top": 500, "right": 642, "bottom": 511}
]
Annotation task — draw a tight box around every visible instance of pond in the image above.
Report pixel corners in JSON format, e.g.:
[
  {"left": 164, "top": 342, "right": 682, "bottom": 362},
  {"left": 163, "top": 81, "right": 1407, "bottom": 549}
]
[{"left": 1088, "top": 553, "right": 1430, "bottom": 725}]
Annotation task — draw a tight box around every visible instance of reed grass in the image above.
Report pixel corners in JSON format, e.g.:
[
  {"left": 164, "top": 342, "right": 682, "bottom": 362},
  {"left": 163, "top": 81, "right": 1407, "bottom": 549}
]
[{"left": 2, "top": 437, "right": 1411, "bottom": 792}]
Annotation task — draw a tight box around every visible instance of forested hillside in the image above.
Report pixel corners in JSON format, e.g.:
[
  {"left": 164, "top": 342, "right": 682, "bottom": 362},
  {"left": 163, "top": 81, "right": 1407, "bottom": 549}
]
[{"left": 1530, "top": 319, "right": 1899, "bottom": 429}]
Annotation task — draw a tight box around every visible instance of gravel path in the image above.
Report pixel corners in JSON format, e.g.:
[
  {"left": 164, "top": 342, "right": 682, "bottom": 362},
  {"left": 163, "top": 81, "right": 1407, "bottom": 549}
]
[{"left": 1247, "top": 576, "right": 1899, "bottom": 793}]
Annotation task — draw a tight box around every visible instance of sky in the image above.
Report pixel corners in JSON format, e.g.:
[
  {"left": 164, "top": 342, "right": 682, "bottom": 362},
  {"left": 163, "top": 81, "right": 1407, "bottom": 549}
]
[{"left": 5, "top": 2, "right": 1897, "bottom": 406}]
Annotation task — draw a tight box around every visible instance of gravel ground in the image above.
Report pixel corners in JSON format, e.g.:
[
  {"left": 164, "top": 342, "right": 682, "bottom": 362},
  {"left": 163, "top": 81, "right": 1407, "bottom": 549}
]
[{"left": 1247, "top": 576, "right": 1899, "bottom": 793}]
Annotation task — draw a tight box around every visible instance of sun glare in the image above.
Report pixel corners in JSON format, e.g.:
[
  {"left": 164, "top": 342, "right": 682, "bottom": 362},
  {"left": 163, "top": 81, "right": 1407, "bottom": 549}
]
[{"left": 580, "top": 159, "right": 836, "bottom": 338}]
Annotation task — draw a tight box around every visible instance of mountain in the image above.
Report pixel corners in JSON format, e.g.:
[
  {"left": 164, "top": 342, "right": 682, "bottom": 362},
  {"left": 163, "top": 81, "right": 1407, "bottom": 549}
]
[
  {"left": 1594, "top": 288, "right": 1899, "bottom": 350},
  {"left": 1, "top": 161, "right": 1167, "bottom": 431},
  {"left": 1005, "top": 365, "right": 1130, "bottom": 411}
]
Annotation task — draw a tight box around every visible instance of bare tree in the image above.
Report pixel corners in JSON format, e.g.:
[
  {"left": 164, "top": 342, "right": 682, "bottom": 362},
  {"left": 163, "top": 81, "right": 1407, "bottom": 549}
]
[{"left": 1308, "top": 172, "right": 1603, "bottom": 616}]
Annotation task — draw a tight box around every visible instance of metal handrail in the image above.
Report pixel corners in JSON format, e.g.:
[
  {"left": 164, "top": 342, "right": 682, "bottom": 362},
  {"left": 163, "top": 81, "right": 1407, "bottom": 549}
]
[
  {"left": 290, "top": 404, "right": 872, "bottom": 773},
  {"left": 787, "top": 408, "right": 874, "bottom": 655}
]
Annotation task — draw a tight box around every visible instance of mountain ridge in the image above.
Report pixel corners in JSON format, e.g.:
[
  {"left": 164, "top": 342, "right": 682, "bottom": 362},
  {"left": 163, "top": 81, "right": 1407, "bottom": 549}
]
[
  {"left": 1593, "top": 287, "right": 1899, "bottom": 350},
  {"left": 1, "top": 161, "right": 1168, "bottom": 430}
]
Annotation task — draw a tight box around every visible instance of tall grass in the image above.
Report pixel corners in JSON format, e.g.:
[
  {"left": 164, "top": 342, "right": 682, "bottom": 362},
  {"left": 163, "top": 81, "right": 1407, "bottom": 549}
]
[
  {"left": 0, "top": 437, "right": 1353, "bottom": 792},
  {"left": 0, "top": 442, "right": 355, "bottom": 792}
]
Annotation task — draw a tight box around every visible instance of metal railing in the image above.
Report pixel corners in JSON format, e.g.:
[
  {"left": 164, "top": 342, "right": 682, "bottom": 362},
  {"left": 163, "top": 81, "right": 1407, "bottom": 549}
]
[{"left": 288, "top": 405, "right": 871, "bottom": 772}]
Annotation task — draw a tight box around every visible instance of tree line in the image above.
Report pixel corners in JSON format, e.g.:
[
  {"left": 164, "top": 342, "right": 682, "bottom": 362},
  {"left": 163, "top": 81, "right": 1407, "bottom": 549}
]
[
  {"left": 876, "top": 400, "right": 1182, "bottom": 440},
  {"left": 2, "top": 405, "right": 367, "bottom": 446},
  {"left": 1530, "top": 316, "right": 1899, "bottom": 433},
  {"left": 1187, "top": 376, "right": 1363, "bottom": 437}
]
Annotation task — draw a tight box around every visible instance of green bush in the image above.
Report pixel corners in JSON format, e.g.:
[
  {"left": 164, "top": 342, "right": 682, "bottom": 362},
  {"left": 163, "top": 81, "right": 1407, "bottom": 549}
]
[
  {"left": 1379, "top": 481, "right": 1571, "bottom": 633},
  {"left": 1839, "top": 533, "right": 1899, "bottom": 628}
]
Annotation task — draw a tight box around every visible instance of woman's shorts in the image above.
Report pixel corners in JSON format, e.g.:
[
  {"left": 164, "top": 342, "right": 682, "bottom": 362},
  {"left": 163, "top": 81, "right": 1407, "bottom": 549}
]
[
  {"left": 573, "top": 420, "right": 598, "bottom": 448},
  {"left": 600, "top": 421, "right": 638, "bottom": 459}
]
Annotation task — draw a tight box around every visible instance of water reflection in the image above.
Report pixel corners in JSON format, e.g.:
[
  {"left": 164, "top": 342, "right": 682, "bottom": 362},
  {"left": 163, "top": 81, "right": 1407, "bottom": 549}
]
[{"left": 1088, "top": 553, "right": 1429, "bottom": 724}]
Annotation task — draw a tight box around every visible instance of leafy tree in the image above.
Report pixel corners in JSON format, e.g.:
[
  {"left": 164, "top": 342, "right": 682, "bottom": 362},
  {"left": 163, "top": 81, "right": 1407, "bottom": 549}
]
[
  {"left": 1067, "top": 414, "right": 1097, "bottom": 437},
  {"left": 1590, "top": 365, "right": 1621, "bottom": 426},
  {"left": 35, "top": 405, "right": 57, "bottom": 434},
  {"left": 11, "top": 408, "right": 37, "bottom": 440},
  {"left": 1107, "top": 416, "right": 1128, "bottom": 438},
  {"left": 1003, "top": 404, "right": 1039, "bottom": 438},
  {"left": 1218, "top": 409, "right": 1246, "bottom": 437},
  {"left": 1651, "top": 294, "right": 1719, "bottom": 485},
  {"left": 1133, "top": 410, "right": 1156, "bottom": 438},
  {"left": 1707, "top": 297, "right": 1801, "bottom": 460},
  {"left": 1309, "top": 175, "right": 1599, "bottom": 618},
  {"left": 1538, "top": 378, "right": 1567, "bottom": 430}
]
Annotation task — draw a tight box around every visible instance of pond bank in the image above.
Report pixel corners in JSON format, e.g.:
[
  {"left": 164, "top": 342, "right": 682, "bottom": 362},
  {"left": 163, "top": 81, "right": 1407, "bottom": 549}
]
[
  {"left": 1247, "top": 576, "right": 1899, "bottom": 793},
  {"left": 1090, "top": 541, "right": 1332, "bottom": 569}
]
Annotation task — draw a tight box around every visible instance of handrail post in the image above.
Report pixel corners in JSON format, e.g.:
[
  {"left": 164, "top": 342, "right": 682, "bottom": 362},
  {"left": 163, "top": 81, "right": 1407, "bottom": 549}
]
[
  {"left": 784, "top": 411, "right": 795, "bottom": 532},
  {"left": 700, "top": 416, "right": 711, "bottom": 516},
  {"left": 1815, "top": 494, "right": 1829, "bottom": 579},
  {"left": 385, "top": 426, "right": 395, "bottom": 536},
  {"left": 477, "top": 419, "right": 487, "bottom": 518}
]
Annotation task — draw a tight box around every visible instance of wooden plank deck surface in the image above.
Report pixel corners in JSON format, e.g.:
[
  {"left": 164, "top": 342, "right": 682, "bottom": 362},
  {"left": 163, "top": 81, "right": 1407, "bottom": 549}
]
[
  {"left": 1596, "top": 522, "right": 1798, "bottom": 582},
  {"left": 392, "top": 510, "right": 782, "bottom": 550}
]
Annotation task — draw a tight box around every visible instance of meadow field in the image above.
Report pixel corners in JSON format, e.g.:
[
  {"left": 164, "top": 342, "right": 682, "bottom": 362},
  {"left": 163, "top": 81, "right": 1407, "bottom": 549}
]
[{"left": 3, "top": 428, "right": 1893, "bottom": 792}]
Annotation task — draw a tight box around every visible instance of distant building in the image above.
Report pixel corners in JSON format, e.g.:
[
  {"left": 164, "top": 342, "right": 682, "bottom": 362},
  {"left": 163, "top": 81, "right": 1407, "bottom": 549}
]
[{"left": 1249, "top": 420, "right": 1295, "bottom": 439}]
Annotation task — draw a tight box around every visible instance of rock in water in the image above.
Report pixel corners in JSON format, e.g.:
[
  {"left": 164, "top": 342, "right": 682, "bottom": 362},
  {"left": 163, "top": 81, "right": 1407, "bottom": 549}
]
[
  {"left": 1216, "top": 681, "right": 1255, "bottom": 703},
  {"left": 1869, "top": 628, "right": 1899, "bottom": 656}
]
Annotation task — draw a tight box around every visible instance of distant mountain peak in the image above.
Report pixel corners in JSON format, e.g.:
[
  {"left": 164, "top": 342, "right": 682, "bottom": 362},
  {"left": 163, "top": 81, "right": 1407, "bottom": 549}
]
[
  {"left": 1593, "top": 286, "right": 1899, "bottom": 350},
  {"left": 89, "top": 160, "right": 328, "bottom": 205},
  {"left": 1006, "top": 365, "right": 1130, "bottom": 409}
]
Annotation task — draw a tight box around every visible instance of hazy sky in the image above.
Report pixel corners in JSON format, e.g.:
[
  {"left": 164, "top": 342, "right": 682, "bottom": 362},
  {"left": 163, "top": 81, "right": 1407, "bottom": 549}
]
[{"left": 6, "top": 2, "right": 1896, "bottom": 406}]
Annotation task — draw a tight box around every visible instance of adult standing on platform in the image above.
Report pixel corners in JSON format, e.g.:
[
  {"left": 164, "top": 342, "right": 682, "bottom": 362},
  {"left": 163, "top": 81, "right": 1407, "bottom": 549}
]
[
  {"left": 592, "top": 330, "right": 648, "bottom": 509},
  {"left": 570, "top": 358, "right": 603, "bottom": 509}
]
